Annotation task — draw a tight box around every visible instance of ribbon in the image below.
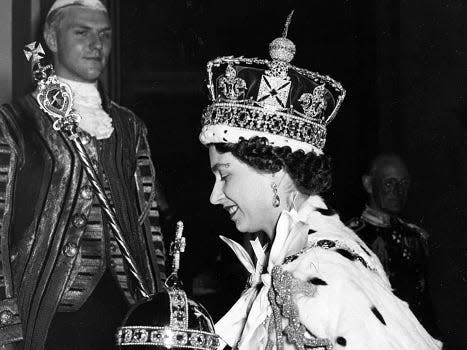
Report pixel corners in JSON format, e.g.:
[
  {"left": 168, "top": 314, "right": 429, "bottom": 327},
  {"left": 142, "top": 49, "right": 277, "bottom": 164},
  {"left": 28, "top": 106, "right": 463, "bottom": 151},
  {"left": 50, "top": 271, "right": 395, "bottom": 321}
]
[{"left": 216, "top": 204, "right": 314, "bottom": 349}]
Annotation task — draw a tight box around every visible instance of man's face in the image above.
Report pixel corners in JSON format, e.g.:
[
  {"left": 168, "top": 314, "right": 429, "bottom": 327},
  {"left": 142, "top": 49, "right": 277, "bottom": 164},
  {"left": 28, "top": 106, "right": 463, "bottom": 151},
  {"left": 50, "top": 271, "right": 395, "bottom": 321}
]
[
  {"left": 48, "top": 6, "right": 111, "bottom": 82},
  {"left": 370, "top": 161, "right": 410, "bottom": 215}
]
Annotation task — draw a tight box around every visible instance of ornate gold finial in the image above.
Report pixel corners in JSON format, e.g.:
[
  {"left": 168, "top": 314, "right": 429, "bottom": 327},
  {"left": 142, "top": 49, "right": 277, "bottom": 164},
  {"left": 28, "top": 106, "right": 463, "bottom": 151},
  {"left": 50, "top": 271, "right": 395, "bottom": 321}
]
[
  {"left": 269, "top": 10, "right": 296, "bottom": 63},
  {"left": 24, "top": 41, "right": 54, "bottom": 82},
  {"left": 23, "top": 41, "right": 80, "bottom": 135}
]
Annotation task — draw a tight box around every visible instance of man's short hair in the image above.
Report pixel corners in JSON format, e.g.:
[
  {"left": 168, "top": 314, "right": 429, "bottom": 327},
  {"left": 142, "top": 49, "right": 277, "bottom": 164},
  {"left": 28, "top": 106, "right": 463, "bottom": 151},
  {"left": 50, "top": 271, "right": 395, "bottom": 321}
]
[
  {"left": 366, "top": 153, "right": 408, "bottom": 177},
  {"left": 44, "top": 8, "right": 67, "bottom": 36}
]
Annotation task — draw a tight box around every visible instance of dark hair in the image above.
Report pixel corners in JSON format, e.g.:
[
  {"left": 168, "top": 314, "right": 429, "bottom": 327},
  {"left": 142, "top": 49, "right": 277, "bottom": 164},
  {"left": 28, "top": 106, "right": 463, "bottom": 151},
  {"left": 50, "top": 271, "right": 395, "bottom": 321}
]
[{"left": 214, "top": 136, "right": 332, "bottom": 195}]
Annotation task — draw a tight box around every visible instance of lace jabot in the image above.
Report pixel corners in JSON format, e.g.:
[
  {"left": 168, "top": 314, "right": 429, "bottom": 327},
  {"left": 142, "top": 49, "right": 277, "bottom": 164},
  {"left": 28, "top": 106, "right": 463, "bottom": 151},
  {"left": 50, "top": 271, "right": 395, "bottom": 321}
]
[{"left": 58, "top": 77, "right": 114, "bottom": 140}]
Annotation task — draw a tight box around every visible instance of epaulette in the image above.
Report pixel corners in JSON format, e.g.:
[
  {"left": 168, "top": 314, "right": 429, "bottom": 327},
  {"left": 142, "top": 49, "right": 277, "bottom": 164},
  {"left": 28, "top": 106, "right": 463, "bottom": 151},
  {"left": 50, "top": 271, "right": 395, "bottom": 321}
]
[
  {"left": 400, "top": 219, "right": 429, "bottom": 241},
  {"left": 346, "top": 217, "right": 366, "bottom": 232}
]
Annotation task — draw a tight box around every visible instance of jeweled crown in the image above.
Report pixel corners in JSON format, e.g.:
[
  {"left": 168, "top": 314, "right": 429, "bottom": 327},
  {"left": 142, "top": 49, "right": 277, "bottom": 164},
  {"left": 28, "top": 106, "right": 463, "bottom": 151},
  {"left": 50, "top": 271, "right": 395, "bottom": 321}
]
[
  {"left": 199, "top": 12, "right": 346, "bottom": 155},
  {"left": 116, "top": 223, "right": 220, "bottom": 349}
]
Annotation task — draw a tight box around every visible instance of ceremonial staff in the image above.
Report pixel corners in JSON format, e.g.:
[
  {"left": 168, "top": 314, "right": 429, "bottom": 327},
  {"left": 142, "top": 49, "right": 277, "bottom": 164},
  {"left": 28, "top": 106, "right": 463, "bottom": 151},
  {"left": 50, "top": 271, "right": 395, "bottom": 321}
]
[
  {"left": 23, "top": 41, "right": 150, "bottom": 298},
  {"left": 166, "top": 221, "right": 186, "bottom": 287}
]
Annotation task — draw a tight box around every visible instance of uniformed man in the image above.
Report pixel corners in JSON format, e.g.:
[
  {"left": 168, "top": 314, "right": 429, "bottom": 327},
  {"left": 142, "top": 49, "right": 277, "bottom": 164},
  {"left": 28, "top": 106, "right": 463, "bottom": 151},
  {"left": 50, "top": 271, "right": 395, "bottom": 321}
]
[
  {"left": 0, "top": 1, "right": 165, "bottom": 349},
  {"left": 348, "top": 153, "right": 439, "bottom": 336}
]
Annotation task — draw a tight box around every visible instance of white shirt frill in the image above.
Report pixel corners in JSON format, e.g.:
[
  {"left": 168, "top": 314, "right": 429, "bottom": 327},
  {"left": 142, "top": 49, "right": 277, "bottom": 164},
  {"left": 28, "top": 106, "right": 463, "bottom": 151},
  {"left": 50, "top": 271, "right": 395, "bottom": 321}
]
[{"left": 58, "top": 77, "right": 114, "bottom": 140}]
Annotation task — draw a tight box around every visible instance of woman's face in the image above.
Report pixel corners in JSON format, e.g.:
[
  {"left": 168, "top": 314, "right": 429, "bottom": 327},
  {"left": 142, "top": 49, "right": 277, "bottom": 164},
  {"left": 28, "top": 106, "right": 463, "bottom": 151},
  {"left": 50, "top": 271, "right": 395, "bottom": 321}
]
[{"left": 208, "top": 146, "right": 279, "bottom": 237}]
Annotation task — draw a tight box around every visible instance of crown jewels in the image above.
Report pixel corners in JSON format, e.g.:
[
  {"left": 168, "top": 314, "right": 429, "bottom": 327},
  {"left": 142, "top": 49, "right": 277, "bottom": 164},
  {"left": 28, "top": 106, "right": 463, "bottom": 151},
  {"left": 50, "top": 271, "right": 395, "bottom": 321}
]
[
  {"left": 116, "top": 222, "right": 220, "bottom": 349},
  {"left": 199, "top": 13, "right": 346, "bottom": 155}
]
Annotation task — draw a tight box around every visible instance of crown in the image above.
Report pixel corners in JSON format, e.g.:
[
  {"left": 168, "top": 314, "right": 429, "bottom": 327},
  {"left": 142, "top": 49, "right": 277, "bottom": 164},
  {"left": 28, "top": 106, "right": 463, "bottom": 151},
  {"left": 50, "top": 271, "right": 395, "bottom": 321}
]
[
  {"left": 199, "top": 12, "right": 346, "bottom": 155},
  {"left": 116, "top": 222, "right": 220, "bottom": 349},
  {"left": 115, "top": 288, "right": 220, "bottom": 349}
]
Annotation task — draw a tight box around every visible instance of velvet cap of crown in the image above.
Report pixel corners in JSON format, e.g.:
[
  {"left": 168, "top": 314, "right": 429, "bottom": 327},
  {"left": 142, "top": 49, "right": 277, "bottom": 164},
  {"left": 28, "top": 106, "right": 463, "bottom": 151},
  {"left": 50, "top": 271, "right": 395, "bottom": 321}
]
[
  {"left": 116, "top": 287, "right": 219, "bottom": 349},
  {"left": 199, "top": 14, "right": 346, "bottom": 155}
]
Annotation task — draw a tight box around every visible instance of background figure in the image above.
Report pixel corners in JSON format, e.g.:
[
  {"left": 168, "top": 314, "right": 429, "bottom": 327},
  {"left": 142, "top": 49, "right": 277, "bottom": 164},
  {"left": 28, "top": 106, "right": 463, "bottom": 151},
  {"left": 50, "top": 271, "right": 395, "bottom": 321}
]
[
  {"left": 348, "top": 153, "right": 440, "bottom": 337},
  {"left": 0, "top": 1, "right": 165, "bottom": 349}
]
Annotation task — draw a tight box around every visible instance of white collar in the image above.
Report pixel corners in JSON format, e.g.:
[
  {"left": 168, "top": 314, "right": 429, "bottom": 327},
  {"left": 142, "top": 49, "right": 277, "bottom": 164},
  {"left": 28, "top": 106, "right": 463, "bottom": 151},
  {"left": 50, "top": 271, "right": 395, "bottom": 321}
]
[{"left": 57, "top": 76, "right": 114, "bottom": 140}]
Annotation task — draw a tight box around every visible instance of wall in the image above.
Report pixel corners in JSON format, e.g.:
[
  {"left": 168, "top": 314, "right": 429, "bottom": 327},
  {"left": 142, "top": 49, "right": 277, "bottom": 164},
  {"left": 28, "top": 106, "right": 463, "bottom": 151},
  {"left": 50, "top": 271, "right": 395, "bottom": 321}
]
[
  {"left": 0, "top": 0, "right": 43, "bottom": 104},
  {"left": 0, "top": 0, "right": 12, "bottom": 104}
]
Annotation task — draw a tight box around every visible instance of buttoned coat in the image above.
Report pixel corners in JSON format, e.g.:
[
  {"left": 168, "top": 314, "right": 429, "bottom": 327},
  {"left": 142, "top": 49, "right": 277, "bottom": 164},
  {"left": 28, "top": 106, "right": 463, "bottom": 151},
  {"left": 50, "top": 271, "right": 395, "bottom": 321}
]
[{"left": 0, "top": 93, "right": 165, "bottom": 349}]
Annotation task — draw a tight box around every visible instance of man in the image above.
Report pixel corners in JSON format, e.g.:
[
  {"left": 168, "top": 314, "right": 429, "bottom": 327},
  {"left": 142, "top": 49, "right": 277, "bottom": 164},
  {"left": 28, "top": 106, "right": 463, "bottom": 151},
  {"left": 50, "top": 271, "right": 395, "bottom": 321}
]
[
  {"left": 0, "top": 1, "right": 165, "bottom": 349},
  {"left": 348, "top": 153, "right": 439, "bottom": 336}
]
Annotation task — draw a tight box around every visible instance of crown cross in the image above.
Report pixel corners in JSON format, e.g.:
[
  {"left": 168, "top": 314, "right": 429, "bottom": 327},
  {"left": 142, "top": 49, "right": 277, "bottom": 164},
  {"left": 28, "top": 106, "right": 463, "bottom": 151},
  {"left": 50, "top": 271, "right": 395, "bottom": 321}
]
[
  {"left": 23, "top": 41, "right": 45, "bottom": 65},
  {"left": 257, "top": 75, "right": 291, "bottom": 109},
  {"left": 169, "top": 221, "right": 186, "bottom": 277},
  {"left": 24, "top": 41, "right": 55, "bottom": 83}
]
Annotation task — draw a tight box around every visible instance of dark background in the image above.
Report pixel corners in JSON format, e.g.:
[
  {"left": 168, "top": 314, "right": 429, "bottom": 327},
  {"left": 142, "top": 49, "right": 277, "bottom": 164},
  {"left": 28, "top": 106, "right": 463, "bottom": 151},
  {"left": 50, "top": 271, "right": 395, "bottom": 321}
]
[{"left": 28, "top": 0, "right": 467, "bottom": 348}]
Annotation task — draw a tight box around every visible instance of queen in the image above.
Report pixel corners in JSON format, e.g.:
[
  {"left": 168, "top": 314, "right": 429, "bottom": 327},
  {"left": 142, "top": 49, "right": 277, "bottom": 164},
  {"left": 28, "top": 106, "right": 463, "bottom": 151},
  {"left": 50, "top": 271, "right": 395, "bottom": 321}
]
[{"left": 198, "top": 15, "right": 442, "bottom": 350}]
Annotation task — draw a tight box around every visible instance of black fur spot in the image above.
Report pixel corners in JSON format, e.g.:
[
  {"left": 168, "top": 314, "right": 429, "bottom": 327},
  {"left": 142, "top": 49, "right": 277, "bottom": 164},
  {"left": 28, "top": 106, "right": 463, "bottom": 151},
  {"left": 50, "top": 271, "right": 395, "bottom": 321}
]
[
  {"left": 309, "top": 277, "right": 328, "bottom": 286},
  {"left": 317, "top": 240, "right": 336, "bottom": 249},
  {"left": 336, "top": 336, "right": 347, "bottom": 346},
  {"left": 308, "top": 229, "right": 317, "bottom": 234},
  {"left": 359, "top": 244, "right": 372, "bottom": 256},
  {"left": 371, "top": 306, "right": 386, "bottom": 325},
  {"left": 315, "top": 207, "right": 336, "bottom": 216},
  {"left": 335, "top": 248, "right": 357, "bottom": 261},
  {"left": 335, "top": 249, "right": 371, "bottom": 270},
  {"left": 284, "top": 254, "right": 299, "bottom": 264},
  {"left": 357, "top": 256, "right": 369, "bottom": 268}
]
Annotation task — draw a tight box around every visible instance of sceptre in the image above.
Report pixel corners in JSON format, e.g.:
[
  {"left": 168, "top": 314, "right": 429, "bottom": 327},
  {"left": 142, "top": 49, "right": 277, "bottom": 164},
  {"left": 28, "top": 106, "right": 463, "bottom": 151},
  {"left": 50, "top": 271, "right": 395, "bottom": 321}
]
[{"left": 23, "top": 41, "right": 150, "bottom": 299}]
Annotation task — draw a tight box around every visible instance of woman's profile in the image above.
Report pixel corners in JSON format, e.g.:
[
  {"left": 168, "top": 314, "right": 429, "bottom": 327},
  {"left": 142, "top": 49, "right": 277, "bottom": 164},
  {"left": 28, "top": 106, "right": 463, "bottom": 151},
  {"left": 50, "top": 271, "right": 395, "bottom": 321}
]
[{"left": 198, "top": 14, "right": 442, "bottom": 350}]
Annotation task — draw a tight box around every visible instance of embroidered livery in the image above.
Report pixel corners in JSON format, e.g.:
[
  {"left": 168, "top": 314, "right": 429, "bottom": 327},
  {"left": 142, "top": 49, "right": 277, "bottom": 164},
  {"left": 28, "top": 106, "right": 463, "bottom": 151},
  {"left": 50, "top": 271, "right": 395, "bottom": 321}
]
[
  {"left": 135, "top": 124, "right": 166, "bottom": 281},
  {"left": 0, "top": 118, "right": 22, "bottom": 343}
]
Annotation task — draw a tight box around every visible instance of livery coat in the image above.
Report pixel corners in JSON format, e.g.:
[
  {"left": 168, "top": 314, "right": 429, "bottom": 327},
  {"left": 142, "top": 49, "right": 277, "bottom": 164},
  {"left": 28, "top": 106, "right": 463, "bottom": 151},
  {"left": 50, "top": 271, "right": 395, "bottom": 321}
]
[{"left": 0, "top": 93, "right": 165, "bottom": 349}]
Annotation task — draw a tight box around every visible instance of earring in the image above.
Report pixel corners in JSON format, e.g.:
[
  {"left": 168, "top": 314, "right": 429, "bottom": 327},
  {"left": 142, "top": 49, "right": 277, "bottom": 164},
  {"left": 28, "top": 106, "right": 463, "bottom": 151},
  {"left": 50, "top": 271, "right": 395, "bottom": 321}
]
[{"left": 271, "top": 182, "right": 280, "bottom": 208}]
